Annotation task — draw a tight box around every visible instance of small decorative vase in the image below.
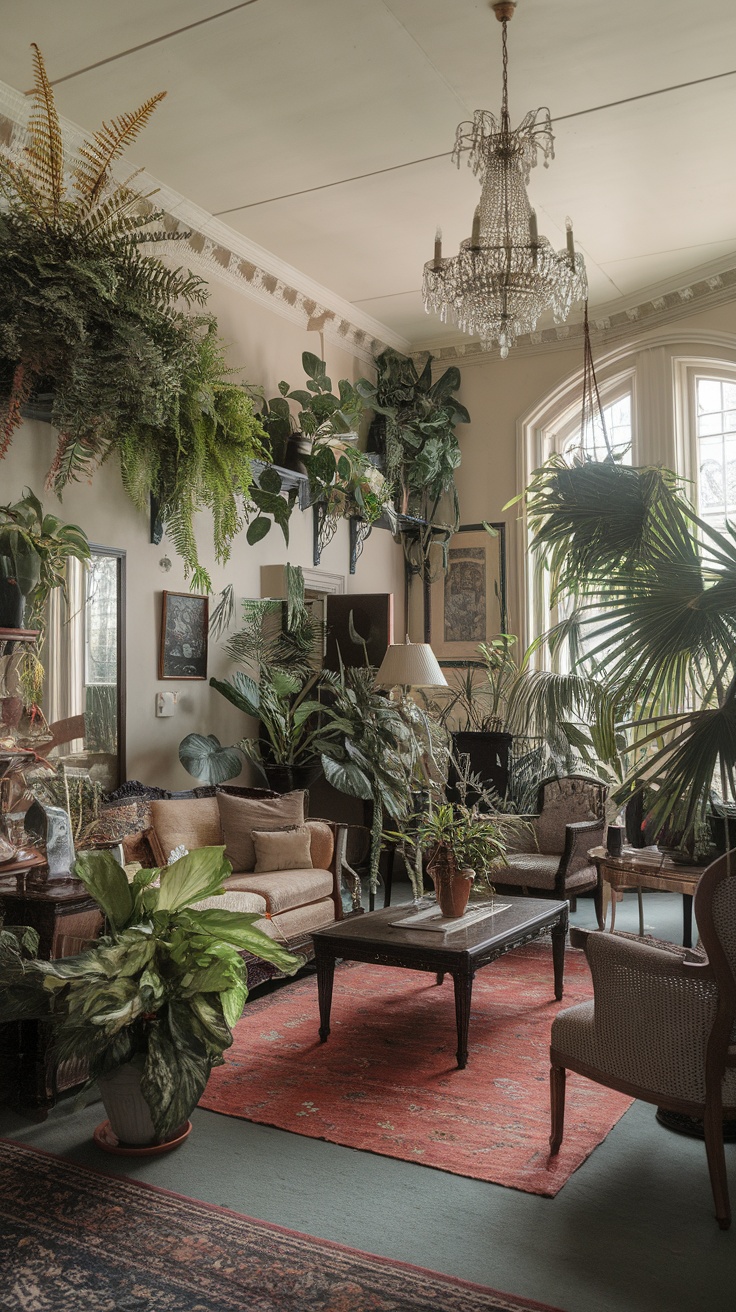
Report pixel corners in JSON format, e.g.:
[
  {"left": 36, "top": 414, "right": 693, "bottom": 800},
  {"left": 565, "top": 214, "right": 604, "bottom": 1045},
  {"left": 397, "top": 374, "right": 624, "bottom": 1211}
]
[{"left": 428, "top": 856, "right": 475, "bottom": 919}]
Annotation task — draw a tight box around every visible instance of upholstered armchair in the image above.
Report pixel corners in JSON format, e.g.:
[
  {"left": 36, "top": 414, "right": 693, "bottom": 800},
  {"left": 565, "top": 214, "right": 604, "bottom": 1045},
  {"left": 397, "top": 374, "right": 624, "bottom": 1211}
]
[
  {"left": 494, "top": 775, "right": 608, "bottom": 929},
  {"left": 549, "top": 850, "right": 736, "bottom": 1228}
]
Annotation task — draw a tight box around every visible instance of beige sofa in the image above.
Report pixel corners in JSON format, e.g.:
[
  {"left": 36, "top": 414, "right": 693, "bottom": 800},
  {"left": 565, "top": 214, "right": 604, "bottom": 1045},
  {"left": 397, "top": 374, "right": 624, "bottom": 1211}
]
[{"left": 129, "top": 789, "right": 346, "bottom": 957}]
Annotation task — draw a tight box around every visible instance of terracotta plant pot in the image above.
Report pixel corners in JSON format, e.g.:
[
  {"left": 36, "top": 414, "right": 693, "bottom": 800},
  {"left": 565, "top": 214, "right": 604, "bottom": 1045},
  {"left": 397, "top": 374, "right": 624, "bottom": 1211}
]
[{"left": 428, "top": 861, "right": 475, "bottom": 919}]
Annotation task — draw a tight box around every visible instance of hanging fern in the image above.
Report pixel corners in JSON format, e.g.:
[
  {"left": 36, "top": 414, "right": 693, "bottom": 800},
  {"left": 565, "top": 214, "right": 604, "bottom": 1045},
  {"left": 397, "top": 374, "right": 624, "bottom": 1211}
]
[
  {"left": 0, "top": 45, "right": 206, "bottom": 483},
  {"left": 118, "top": 324, "right": 268, "bottom": 594}
]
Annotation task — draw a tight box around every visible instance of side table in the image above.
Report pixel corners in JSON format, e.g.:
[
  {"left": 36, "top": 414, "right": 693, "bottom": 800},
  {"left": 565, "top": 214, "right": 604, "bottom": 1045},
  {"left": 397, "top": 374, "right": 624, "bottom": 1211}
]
[
  {"left": 0, "top": 864, "right": 103, "bottom": 1111},
  {"left": 590, "top": 846, "right": 705, "bottom": 948}
]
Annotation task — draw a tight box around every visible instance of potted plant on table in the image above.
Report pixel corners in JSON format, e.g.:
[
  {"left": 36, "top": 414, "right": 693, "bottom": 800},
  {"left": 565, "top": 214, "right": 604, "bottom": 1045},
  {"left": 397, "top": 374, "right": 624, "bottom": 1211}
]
[
  {"left": 1, "top": 845, "right": 302, "bottom": 1147},
  {"left": 389, "top": 800, "right": 508, "bottom": 918}
]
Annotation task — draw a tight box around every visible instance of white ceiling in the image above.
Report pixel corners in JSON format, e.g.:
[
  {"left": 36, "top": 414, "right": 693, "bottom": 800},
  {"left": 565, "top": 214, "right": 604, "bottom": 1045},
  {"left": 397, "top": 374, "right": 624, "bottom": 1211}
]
[{"left": 1, "top": 0, "right": 735, "bottom": 348}]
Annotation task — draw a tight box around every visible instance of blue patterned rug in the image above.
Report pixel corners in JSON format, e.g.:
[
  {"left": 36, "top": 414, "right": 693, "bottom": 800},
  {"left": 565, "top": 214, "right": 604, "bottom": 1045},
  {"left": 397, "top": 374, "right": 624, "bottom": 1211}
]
[{"left": 0, "top": 1139, "right": 564, "bottom": 1311}]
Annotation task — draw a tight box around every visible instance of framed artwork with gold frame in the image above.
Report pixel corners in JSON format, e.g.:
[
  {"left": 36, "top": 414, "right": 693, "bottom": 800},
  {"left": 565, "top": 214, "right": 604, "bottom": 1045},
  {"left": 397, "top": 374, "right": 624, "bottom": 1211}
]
[{"left": 429, "top": 523, "right": 507, "bottom": 664}]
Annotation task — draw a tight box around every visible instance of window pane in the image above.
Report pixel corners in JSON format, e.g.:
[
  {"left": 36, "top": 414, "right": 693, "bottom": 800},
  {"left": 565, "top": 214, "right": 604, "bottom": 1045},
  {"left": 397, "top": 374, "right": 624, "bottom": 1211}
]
[
  {"left": 697, "top": 378, "right": 722, "bottom": 414},
  {"left": 696, "top": 377, "right": 736, "bottom": 528},
  {"left": 563, "top": 393, "right": 632, "bottom": 464}
]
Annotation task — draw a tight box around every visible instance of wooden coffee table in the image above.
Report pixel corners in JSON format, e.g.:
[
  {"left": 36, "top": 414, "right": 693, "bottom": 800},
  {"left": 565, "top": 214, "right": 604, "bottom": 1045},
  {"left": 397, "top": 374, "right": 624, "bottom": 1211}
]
[{"left": 310, "top": 895, "right": 568, "bottom": 1069}]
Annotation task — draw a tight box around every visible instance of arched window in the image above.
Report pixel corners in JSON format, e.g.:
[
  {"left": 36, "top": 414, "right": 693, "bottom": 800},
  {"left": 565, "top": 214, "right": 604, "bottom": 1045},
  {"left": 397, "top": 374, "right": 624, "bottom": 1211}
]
[{"left": 693, "top": 374, "right": 736, "bottom": 530}]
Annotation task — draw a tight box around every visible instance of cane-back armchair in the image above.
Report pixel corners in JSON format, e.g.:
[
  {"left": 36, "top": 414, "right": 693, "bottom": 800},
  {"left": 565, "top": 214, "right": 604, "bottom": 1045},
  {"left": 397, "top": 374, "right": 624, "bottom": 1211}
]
[
  {"left": 494, "top": 775, "right": 608, "bottom": 929},
  {"left": 549, "top": 850, "right": 736, "bottom": 1228}
]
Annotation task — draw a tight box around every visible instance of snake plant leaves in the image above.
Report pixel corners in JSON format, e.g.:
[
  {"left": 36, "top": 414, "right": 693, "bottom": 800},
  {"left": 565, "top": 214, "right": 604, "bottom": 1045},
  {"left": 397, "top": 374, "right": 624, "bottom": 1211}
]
[
  {"left": 156, "top": 846, "right": 230, "bottom": 913},
  {"left": 74, "top": 849, "right": 133, "bottom": 932},
  {"left": 178, "top": 732, "right": 243, "bottom": 783}
]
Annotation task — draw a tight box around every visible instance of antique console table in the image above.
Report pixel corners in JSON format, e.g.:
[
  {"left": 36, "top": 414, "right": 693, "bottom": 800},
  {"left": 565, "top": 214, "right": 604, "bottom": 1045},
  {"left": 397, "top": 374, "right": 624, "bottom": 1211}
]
[
  {"left": 0, "top": 860, "right": 103, "bottom": 1111},
  {"left": 590, "top": 846, "right": 705, "bottom": 948}
]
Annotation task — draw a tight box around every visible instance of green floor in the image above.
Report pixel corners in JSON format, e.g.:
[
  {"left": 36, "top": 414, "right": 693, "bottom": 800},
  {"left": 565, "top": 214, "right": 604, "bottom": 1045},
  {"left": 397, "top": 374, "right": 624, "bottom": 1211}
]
[{"left": 2, "top": 888, "right": 734, "bottom": 1312}]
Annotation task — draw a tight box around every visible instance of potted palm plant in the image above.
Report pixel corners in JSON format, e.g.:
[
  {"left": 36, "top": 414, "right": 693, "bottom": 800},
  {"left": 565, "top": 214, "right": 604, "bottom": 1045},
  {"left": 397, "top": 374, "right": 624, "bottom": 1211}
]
[
  {"left": 389, "top": 801, "right": 507, "bottom": 918},
  {"left": 2, "top": 845, "right": 302, "bottom": 1147},
  {"left": 521, "top": 455, "right": 736, "bottom": 856}
]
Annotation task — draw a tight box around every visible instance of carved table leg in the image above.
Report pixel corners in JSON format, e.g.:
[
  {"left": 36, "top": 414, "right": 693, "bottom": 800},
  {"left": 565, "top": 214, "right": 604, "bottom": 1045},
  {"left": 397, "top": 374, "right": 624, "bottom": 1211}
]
[
  {"left": 452, "top": 969, "right": 474, "bottom": 1069},
  {"left": 436, "top": 971, "right": 445, "bottom": 985},
  {"left": 551, "top": 914, "right": 566, "bottom": 1001},
  {"left": 315, "top": 950, "right": 335, "bottom": 1043}
]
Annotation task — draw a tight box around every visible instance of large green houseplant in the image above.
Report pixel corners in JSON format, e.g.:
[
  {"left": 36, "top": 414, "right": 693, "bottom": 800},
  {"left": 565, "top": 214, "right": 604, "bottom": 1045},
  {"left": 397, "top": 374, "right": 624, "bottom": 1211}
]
[
  {"left": 3, "top": 846, "right": 301, "bottom": 1144},
  {"left": 521, "top": 454, "right": 736, "bottom": 851},
  {"left": 0, "top": 488, "right": 90, "bottom": 632},
  {"left": 356, "top": 347, "right": 469, "bottom": 576},
  {"left": 179, "top": 565, "right": 334, "bottom": 790}
]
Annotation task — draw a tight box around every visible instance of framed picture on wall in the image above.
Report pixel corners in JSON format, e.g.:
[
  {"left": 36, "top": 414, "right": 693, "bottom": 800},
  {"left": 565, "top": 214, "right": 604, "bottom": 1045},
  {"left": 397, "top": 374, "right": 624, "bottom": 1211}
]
[
  {"left": 429, "top": 522, "right": 507, "bottom": 663},
  {"left": 159, "top": 592, "right": 209, "bottom": 680}
]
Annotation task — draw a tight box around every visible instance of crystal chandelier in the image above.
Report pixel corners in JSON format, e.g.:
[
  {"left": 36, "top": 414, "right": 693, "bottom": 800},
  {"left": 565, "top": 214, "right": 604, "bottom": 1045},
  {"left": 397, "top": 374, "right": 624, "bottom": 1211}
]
[{"left": 422, "top": 0, "right": 587, "bottom": 358}]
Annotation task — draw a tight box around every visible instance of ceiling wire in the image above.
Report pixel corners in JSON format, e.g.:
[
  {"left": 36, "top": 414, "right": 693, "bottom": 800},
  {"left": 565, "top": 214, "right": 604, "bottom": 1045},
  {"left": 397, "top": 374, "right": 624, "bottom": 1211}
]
[
  {"left": 214, "top": 64, "right": 736, "bottom": 216},
  {"left": 42, "top": 1, "right": 261, "bottom": 88}
]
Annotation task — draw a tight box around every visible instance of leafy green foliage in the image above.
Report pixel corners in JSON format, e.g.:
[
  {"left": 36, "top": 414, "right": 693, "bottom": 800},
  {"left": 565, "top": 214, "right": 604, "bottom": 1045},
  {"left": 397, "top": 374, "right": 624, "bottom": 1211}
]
[
  {"left": 118, "top": 323, "right": 268, "bottom": 592},
  {"left": 396, "top": 801, "right": 507, "bottom": 885},
  {"left": 0, "top": 47, "right": 208, "bottom": 482},
  {"left": 0, "top": 488, "right": 90, "bottom": 628},
  {"left": 523, "top": 455, "right": 736, "bottom": 842},
  {"left": 5, "top": 846, "right": 302, "bottom": 1140},
  {"left": 177, "top": 733, "right": 243, "bottom": 785},
  {"left": 356, "top": 347, "right": 468, "bottom": 573}
]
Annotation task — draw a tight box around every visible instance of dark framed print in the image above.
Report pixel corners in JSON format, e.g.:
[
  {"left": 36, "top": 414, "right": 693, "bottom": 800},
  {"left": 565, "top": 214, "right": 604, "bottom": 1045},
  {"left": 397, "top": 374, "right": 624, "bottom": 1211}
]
[
  {"left": 159, "top": 591, "right": 209, "bottom": 680},
  {"left": 429, "top": 522, "right": 507, "bottom": 663}
]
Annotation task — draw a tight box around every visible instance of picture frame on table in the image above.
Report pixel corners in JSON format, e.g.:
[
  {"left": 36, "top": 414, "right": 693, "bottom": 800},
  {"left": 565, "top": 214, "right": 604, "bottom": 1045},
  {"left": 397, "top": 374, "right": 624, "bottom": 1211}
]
[
  {"left": 159, "top": 591, "right": 209, "bottom": 680},
  {"left": 429, "top": 522, "right": 507, "bottom": 665}
]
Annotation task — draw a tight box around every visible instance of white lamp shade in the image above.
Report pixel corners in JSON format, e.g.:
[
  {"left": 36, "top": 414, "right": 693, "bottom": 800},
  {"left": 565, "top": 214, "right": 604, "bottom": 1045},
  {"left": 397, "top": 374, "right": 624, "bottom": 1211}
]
[{"left": 374, "top": 641, "right": 448, "bottom": 689}]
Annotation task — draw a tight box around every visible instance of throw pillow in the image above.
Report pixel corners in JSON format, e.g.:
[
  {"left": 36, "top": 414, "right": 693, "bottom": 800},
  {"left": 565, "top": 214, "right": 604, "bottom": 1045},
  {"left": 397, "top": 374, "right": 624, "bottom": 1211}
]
[
  {"left": 216, "top": 790, "right": 306, "bottom": 873},
  {"left": 149, "top": 796, "right": 222, "bottom": 863},
  {"left": 252, "top": 826, "right": 313, "bottom": 873}
]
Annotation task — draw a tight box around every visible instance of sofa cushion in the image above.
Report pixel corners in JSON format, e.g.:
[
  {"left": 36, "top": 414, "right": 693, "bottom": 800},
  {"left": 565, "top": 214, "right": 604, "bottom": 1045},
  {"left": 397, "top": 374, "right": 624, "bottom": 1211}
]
[
  {"left": 253, "top": 826, "right": 313, "bottom": 873},
  {"left": 222, "top": 867, "right": 333, "bottom": 914},
  {"left": 149, "top": 796, "right": 222, "bottom": 863},
  {"left": 216, "top": 790, "right": 305, "bottom": 873},
  {"left": 266, "top": 896, "right": 336, "bottom": 941},
  {"left": 195, "top": 888, "right": 268, "bottom": 916},
  {"left": 306, "top": 819, "right": 334, "bottom": 871}
]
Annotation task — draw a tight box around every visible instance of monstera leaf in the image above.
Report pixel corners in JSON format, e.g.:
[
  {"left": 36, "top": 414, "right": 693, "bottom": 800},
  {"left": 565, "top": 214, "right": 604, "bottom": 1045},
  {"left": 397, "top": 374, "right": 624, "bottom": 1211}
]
[{"left": 178, "top": 733, "right": 242, "bottom": 784}]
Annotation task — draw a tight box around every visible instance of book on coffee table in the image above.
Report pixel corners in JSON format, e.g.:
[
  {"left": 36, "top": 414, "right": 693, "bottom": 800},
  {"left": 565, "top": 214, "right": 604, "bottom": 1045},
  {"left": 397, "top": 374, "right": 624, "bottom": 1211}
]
[{"left": 390, "top": 902, "right": 511, "bottom": 934}]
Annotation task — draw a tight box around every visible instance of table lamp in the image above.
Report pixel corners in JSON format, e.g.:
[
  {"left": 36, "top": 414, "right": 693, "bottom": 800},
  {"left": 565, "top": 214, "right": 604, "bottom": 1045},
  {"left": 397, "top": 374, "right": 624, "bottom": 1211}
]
[{"left": 374, "top": 638, "right": 448, "bottom": 694}]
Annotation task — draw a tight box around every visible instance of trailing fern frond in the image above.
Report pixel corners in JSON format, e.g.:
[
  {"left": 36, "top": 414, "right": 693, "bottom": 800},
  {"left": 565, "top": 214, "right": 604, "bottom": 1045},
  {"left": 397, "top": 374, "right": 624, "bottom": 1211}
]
[
  {"left": 73, "top": 91, "right": 167, "bottom": 210},
  {"left": 25, "top": 44, "right": 64, "bottom": 222}
]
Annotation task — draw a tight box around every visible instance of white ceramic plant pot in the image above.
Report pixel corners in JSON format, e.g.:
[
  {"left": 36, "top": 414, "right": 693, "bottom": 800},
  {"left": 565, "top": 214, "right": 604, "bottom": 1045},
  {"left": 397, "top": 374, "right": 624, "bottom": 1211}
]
[{"left": 97, "top": 1061, "right": 157, "bottom": 1145}]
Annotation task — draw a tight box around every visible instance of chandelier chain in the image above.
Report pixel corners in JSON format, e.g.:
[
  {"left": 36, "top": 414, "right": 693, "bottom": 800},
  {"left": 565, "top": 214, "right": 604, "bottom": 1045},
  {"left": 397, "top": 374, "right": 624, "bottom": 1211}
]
[{"left": 501, "top": 20, "right": 510, "bottom": 132}]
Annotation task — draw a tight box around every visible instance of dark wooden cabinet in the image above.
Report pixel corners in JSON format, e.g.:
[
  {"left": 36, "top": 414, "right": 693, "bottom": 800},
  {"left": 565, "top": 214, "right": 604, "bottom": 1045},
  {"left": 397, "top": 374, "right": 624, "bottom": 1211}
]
[{"left": 0, "top": 867, "right": 103, "bottom": 1111}]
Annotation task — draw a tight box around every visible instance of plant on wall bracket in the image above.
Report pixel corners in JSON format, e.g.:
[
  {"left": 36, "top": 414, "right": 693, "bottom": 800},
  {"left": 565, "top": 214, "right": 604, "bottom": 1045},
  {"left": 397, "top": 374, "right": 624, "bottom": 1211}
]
[{"left": 356, "top": 347, "right": 469, "bottom": 580}]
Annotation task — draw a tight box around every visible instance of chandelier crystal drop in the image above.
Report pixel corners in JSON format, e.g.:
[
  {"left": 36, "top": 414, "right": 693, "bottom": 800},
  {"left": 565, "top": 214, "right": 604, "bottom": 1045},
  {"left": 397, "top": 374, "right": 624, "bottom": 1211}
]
[{"left": 422, "top": 0, "right": 587, "bottom": 358}]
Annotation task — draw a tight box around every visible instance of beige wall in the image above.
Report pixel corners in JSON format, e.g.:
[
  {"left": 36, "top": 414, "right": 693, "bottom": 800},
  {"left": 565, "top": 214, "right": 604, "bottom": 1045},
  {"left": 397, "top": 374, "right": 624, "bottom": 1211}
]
[{"left": 1, "top": 279, "right": 404, "bottom": 789}]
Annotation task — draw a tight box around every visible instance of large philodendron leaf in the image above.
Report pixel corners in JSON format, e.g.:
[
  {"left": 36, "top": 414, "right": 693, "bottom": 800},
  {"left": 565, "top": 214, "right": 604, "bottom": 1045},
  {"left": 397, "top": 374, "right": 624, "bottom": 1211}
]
[
  {"left": 155, "top": 847, "right": 230, "bottom": 913},
  {"left": 74, "top": 850, "right": 133, "bottom": 932},
  {"left": 210, "top": 671, "right": 261, "bottom": 717},
  {"left": 141, "top": 1015, "right": 212, "bottom": 1140},
  {"left": 185, "top": 907, "right": 304, "bottom": 974},
  {"left": 178, "top": 732, "right": 242, "bottom": 784}
]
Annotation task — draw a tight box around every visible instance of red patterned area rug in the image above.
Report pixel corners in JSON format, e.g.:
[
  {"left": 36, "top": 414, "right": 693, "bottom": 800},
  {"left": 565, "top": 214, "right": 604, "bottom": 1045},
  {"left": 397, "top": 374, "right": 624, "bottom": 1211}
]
[
  {"left": 0, "top": 1140, "right": 565, "bottom": 1312},
  {"left": 200, "top": 942, "right": 632, "bottom": 1197}
]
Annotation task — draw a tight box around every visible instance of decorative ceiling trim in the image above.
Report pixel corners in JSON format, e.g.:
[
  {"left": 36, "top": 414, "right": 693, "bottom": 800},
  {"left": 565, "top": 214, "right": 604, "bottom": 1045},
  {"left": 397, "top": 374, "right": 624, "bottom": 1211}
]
[
  {"left": 0, "top": 81, "right": 409, "bottom": 367},
  {"left": 413, "top": 258, "right": 736, "bottom": 366}
]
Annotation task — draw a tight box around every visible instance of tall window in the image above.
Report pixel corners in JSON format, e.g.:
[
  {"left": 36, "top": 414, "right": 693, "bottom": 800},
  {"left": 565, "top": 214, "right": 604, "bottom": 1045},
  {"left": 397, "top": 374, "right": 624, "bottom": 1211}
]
[
  {"left": 695, "top": 376, "right": 736, "bottom": 530},
  {"left": 561, "top": 392, "right": 632, "bottom": 465}
]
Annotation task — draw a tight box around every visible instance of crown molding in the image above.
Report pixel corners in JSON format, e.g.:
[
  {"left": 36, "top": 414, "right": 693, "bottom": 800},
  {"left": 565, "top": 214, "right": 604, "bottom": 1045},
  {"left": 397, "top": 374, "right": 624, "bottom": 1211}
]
[{"left": 0, "top": 81, "right": 409, "bottom": 367}]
